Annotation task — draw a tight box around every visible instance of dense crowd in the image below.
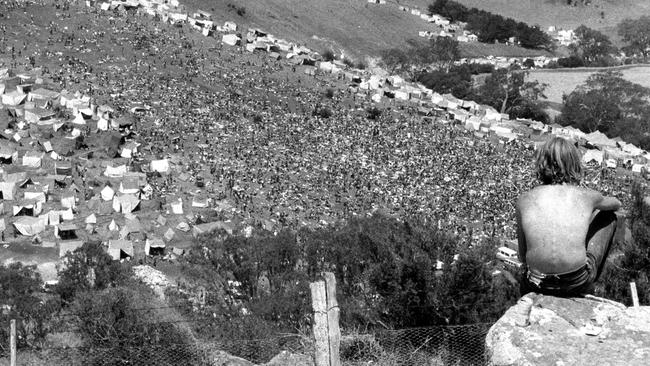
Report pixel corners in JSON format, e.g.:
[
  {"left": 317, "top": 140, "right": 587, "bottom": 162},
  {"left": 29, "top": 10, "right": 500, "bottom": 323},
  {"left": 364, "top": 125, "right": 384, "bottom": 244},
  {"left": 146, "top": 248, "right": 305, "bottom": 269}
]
[{"left": 0, "top": 0, "right": 638, "bottom": 247}]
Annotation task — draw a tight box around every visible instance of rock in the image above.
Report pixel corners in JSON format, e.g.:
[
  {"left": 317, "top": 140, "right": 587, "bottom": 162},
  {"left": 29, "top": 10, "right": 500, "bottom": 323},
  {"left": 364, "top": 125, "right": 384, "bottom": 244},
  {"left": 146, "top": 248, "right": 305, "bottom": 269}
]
[
  {"left": 264, "top": 351, "right": 313, "bottom": 366},
  {"left": 486, "top": 293, "right": 650, "bottom": 366}
]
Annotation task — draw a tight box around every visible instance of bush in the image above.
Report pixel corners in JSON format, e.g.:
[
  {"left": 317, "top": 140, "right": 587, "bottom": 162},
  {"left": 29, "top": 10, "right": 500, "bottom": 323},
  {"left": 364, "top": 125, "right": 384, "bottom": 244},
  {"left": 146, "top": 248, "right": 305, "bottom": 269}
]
[
  {"left": 557, "top": 55, "right": 585, "bottom": 68},
  {"left": 73, "top": 283, "right": 209, "bottom": 365},
  {"left": 325, "top": 88, "right": 335, "bottom": 99},
  {"left": 354, "top": 60, "right": 367, "bottom": 70},
  {"left": 342, "top": 58, "right": 355, "bottom": 68},
  {"left": 0, "top": 263, "right": 60, "bottom": 351},
  {"left": 322, "top": 49, "right": 336, "bottom": 62},
  {"left": 56, "top": 241, "right": 129, "bottom": 303},
  {"left": 366, "top": 106, "right": 382, "bottom": 120}
]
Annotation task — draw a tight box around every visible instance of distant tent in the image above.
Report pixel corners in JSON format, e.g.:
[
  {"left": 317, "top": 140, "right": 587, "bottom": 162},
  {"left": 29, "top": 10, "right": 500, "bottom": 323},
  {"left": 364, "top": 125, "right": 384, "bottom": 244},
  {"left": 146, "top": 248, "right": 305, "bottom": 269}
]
[
  {"left": 13, "top": 216, "right": 47, "bottom": 236},
  {"left": 582, "top": 149, "right": 604, "bottom": 165},
  {"left": 108, "top": 239, "right": 134, "bottom": 260},
  {"left": 145, "top": 237, "right": 166, "bottom": 256},
  {"left": 150, "top": 159, "right": 170, "bottom": 173},
  {"left": 112, "top": 194, "right": 140, "bottom": 213},
  {"left": 0, "top": 181, "right": 17, "bottom": 200},
  {"left": 58, "top": 240, "right": 85, "bottom": 258}
]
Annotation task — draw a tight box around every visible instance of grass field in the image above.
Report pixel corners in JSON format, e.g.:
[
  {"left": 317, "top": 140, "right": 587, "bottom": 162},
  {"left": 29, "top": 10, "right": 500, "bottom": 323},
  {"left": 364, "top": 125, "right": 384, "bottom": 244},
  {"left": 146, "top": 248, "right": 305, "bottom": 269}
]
[{"left": 528, "top": 64, "right": 650, "bottom": 104}]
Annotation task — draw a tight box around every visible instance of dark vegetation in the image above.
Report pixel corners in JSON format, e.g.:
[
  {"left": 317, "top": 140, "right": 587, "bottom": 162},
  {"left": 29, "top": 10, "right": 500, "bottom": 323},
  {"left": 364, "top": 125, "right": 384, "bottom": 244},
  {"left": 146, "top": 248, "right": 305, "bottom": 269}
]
[
  {"left": 557, "top": 71, "right": 650, "bottom": 150},
  {"left": 428, "top": 0, "right": 553, "bottom": 50}
]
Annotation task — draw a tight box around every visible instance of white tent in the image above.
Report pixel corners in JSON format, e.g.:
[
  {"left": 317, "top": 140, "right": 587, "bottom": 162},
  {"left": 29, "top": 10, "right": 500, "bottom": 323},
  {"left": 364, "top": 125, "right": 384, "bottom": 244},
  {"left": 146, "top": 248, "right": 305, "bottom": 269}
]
[
  {"left": 112, "top": 194, "right": 140, "bottom": 214},
  {"left": 58, "top": 240, "right": 84, "bottom": 257},
  {"left": 582, "top": 149, "right": 604, "bottom": 165},
  {"left": 222, "top": 34, "right": 241, "bottom": 46},
  {"left": 105, "top": 165, "right": 127, "bottom": 178},
  {"left": 0, "top": 181, "right": 17, "bottom": 200},
  {"left": 22, "top": 151, "right": 44, "bottom": 168},
  {"left": 150, "top": 159, "right": 170, "bottom": 173},
  {"left": 1, "top": 90, "right": 26, "bottom": 106},
  {"left": 108, "top": 239, "right": 134, "bottom": 260},
  {"left": 170, "top": 197, "right": 183, "bottom": 214},
  {"left": 101, "top": 185, "right": 115, "bottom": 201},
  {"left": 13, "top": 216, "right": 46, "bottom": 236},
  {"left": 145, "top": 237, "right": 166, "bottom": 255}
]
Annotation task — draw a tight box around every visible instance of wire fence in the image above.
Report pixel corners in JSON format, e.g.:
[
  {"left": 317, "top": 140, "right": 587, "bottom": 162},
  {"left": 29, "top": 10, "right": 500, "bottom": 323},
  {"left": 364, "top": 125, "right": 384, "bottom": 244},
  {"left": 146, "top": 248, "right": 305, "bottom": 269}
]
[
  {"left": 0, "top": 323, "right": 491, "bottom": 366},
  {"left": 341, "top": 323, "right": 491, "bottom": 366}
]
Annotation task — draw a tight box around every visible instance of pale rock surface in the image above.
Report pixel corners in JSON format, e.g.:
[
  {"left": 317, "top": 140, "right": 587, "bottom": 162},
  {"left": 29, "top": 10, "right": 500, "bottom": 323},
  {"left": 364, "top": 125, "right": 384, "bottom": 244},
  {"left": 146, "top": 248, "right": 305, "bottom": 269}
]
[{"left": 486, "top": 293, "right": 650, "bottom": 366}]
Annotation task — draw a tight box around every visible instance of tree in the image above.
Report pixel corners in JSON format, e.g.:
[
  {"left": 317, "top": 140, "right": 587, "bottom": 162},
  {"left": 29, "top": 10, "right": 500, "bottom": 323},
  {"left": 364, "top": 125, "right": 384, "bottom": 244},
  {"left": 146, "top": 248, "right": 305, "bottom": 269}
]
[
  {"left": 570, "top": 25, "right": 617, "bottom": 66},
  {"left": 475, "top": 68, "right": 549, "bottom": 122},
  {"left": 380, "top": 48, "right": 410, "bottom": 74},
  {"left": 557, "top": 71, "right": 650, "bottom": 148},
  {"left": 56, "top": 241, "right": 129, "bottom": 303},
  {"left": 618, "top": 16, "right": 650, "bottom": 61}
]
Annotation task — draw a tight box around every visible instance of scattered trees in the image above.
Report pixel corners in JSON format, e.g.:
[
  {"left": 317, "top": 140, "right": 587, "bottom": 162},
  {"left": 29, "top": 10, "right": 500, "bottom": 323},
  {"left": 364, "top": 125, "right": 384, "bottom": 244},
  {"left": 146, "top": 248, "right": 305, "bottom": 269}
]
[
  {"left": 474, "top": 68, "right": 549, "bottom": 122},
  {"left": 570, "top": 25, "right": 618, "bottom": 66},
  {"left": 557, "top": 71, "right": 650, "bottom": 149},
  {"left": 618, "top": 16, "right": 650, "bottom": 61},
  {"left": 380, "top": 37, "right": 460, "bottom": 78}
]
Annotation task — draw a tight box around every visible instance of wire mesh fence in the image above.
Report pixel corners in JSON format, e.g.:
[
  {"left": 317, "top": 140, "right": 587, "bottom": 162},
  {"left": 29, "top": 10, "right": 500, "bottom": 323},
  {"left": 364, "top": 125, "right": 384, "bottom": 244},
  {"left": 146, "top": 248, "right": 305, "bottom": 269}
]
[
  {"left": 0, "top": 334, "right": 313, "bottom": 366},
  {"left": 1, "top": 323, "right": 490, "bottom": 365},
  {"left": 341, "top": 323, "right": 491, "bottom": 366}
]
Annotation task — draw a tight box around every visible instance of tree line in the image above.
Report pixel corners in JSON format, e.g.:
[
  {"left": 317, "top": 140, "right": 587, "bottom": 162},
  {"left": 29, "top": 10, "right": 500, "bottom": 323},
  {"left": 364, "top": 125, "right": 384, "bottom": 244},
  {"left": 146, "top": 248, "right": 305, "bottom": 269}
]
[{"left": 428, "top": 0, "right": 553, "bottom": 50}]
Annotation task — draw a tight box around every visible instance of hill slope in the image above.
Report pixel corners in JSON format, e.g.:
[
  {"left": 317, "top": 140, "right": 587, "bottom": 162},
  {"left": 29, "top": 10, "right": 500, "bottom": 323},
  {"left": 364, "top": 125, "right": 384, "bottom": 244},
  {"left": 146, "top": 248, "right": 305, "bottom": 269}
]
[
  {"left": 403, "top": 0, "right": 650, "bottom": 45},
  {"left": 183, "top": 0, "right": 549, "bottom": 60}
]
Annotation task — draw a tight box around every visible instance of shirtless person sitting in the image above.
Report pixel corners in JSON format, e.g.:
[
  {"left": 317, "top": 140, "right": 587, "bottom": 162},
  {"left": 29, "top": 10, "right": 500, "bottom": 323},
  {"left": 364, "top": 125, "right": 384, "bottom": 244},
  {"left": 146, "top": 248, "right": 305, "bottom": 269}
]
[{"left": 517, "top": 137, "right": 621, "bottom": 296}]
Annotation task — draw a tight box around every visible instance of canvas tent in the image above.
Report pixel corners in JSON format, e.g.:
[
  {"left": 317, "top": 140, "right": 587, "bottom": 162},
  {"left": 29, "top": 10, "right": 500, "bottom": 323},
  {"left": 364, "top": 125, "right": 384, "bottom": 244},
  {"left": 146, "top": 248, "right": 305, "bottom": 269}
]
[
  {"left": 13, "top": 216, "right": 46, "bottom": 236},
  {"left": 0, "top": 181, "right": 17, "bottom": 200},
  {"left": 108, "top": 239, "right": 134, "bottom": 260},
  {"left": 59, "top": 240, "right": 84, "bottom": 257},
  {"left": 145, "top": 237, "right": 165, "bottom": 256},
  {"left": 112, "top": 194, "right": 140, "bottom": 213}
]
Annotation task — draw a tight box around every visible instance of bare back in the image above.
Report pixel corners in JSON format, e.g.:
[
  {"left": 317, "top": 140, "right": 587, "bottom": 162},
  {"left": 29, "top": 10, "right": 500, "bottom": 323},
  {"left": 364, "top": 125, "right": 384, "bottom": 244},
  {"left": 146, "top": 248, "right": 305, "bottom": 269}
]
[{"left": 517, "top": 185, "right": 601, "bottom": 274}]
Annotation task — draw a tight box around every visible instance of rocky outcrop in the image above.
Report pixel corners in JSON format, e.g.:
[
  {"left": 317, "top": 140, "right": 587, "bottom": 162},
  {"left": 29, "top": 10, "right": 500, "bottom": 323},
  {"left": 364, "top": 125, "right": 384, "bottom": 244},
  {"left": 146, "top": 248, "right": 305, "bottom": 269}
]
[
  {"left": 486, "top": 293, "right": 650, "bottom": 366},
  {"left": 210, "top": 350, "right": 313, "bottom": 366}
]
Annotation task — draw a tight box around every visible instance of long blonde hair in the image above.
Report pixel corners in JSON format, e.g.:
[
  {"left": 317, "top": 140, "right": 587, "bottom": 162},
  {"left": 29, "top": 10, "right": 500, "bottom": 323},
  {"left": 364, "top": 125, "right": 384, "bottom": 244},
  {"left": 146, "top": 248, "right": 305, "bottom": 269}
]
[{"left": 535, "top": 137, "right": 583, "bottom": 185}]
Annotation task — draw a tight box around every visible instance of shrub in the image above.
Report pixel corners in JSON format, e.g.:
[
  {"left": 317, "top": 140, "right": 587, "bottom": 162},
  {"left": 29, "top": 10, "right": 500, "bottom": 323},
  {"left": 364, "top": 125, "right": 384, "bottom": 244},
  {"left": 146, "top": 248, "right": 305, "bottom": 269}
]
[
  {"left": 56, "top": 241, "right": 129, "bottom": 303},
  {"left": 342, "top": 58, "right": 355, "bottom": 68},
  {"left": 0, "top": 263, "right": 60, "bottom": 351},
  {"left": 354, "top": 60, "right": 367, "bottom": 70},
  {"left": 322, "top": 49, "right": 335, "bottom": 62},
  {"left": 366, "top": 106, "right": 382, "bottom": 120},
  {"left": 325, "top": 88, "right": 335, "bottom": 99},
  {"left": 557, "top": 55, "right": 585, "bottom": 68}
]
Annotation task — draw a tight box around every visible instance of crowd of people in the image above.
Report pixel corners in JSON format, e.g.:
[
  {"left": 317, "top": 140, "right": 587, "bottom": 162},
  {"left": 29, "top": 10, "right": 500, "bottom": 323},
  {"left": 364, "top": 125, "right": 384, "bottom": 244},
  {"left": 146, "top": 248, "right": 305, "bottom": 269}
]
[{"left": 0, "top": 0, "right": 639, "bottom": 248}]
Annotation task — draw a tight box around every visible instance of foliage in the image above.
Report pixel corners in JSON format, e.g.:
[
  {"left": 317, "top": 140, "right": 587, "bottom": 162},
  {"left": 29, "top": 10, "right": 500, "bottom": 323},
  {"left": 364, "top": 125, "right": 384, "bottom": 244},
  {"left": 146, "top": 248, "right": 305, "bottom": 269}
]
[
  {"left": 366, "top": 106, "right": 383, "bottom": 120},
  {"left": 56, "top": 241, "right": 130, "bottom": 303},
  {"left": 557, "top": 71, "right": 650, "bottom": 149},
  {"left": 618, "top": 16, "right": 650, "bottom": 60},
  {"left": 354, "top": 60, "right": 367, "bottom": 70},
  {"left": 557, "top": 55, "right": 585, "bottom": 68},
  {"left": 417, "top": 69, "right": 473, "bottom": 99},
  {"left": 474, "top": 68, "right": 549, "bottom": 122},
  {"left": 181, "top": 215, "right": 519, "bottom": 334},
  {"left": 570, "top": 25, "right": 618, "bottom": 66},
  {"left": 381, "top": 37, "right": 460, "bottom": 78},
  {"left": 322, "top": 49, "right": 336, "bottom": 62},
  {"left": 428, "top": 0, "right": 553, "bottom": 50},
  {"left": 342, "top": 58, "right": 355, "bottom": 68},
  {"left": 325, "top": 88, "right": 335, "bottom": 99},
  {"left": 72, "top": 283, "right": 209, "bottom": 365},
  {"left": 0, "top": 263, "right": 60, "bottom": 352},
  {"left": 597, "top": 183, "right": 650, "bottom": 305}
]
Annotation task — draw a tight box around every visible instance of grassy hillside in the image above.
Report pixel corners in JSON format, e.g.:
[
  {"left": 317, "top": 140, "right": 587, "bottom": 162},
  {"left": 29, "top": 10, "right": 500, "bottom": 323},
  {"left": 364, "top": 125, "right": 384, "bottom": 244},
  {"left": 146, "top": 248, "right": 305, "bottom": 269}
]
[
  {"left": 183, "top": 0, "right": 549, "bottom": 60},
  {"left": 403, "top": 0, "right": 649, "bottom": 46}
]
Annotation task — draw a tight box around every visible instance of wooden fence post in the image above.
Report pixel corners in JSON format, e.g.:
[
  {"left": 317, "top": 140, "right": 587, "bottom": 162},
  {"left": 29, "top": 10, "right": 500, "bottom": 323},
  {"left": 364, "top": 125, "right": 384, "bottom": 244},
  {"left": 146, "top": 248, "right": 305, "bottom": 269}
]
[
  {"left": 630, "top": 282, "right": 640, "bottom": 308},
  {"left": 10, "top": 319, "right": 16, "bottom": 366},
  {"left": 310, "top": 272, "right": 341, "bottom": 366}
]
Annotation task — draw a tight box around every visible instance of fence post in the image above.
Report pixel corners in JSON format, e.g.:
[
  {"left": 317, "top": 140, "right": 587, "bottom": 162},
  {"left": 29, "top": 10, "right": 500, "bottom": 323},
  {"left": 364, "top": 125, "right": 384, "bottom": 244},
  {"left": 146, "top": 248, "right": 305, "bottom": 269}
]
[
  {"left": 10, "top": 319, "right": 16, "bottom": 366},
  {"left": 310, "top": 272, "right": 341, "bottom": 366},
  {"left": 630, "top": 282, "right": 640, "bottom": 308}
]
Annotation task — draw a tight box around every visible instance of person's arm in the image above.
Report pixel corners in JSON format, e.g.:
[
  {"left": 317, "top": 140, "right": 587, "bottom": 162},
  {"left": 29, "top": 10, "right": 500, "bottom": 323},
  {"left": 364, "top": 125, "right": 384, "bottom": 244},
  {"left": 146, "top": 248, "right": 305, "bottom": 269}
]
[
  {"left": 515, "top": 203, "right": 527, "bottom": 265},
  {"left": 592, "top": 191, "right": 622, "bottom": 212}
]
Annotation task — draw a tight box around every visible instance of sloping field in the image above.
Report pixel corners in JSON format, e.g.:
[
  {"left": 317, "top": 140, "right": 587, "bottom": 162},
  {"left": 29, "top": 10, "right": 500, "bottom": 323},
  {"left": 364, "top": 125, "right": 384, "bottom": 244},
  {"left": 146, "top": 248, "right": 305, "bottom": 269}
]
[
  {"left": 403, "top": 0, "right": 649, "bottom": 45},
  {"left": 528, "top": 64, "right": 650, "bottom": 104},
  {"left": 183, "top": 0, "right": 549, "bottom": 60}
]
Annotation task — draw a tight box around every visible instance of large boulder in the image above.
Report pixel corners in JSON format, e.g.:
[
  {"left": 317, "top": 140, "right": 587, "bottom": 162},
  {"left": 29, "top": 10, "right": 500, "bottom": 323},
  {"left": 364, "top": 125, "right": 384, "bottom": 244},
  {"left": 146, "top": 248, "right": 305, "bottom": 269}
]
[{"left": 486, "top": 293, "right": 650, "bottom": 366}]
